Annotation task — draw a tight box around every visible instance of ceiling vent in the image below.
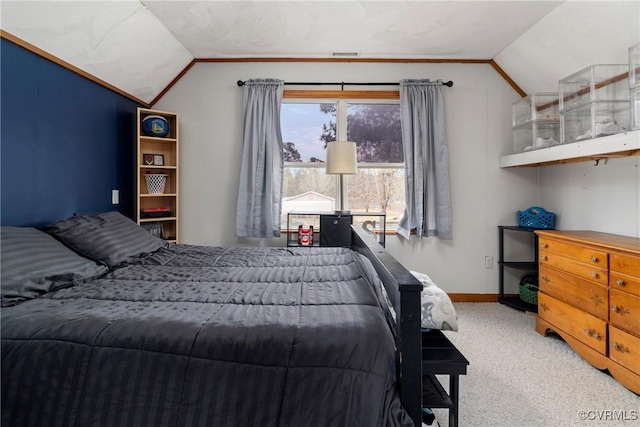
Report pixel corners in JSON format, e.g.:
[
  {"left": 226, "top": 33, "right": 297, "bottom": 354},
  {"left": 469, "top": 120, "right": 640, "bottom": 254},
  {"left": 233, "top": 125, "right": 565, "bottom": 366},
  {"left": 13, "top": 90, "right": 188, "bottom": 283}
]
[{"left": 331, "top": 51, "right": 359, "bottom": 57}]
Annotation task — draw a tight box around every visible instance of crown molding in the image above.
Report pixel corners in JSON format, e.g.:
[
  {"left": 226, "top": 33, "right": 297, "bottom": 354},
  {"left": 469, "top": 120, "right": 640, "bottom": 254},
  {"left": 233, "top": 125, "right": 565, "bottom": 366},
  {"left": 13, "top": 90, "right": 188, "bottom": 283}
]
[{"left": 1, "top": 31, "right": 527, "bottom": 107}]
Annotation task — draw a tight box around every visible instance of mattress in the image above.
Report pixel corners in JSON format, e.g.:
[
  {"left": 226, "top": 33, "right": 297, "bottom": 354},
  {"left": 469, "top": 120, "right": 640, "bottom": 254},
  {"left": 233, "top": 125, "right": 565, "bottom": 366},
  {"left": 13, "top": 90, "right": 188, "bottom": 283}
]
[{"left": 1, "top": 244, "right": 411, "bottom": 427}]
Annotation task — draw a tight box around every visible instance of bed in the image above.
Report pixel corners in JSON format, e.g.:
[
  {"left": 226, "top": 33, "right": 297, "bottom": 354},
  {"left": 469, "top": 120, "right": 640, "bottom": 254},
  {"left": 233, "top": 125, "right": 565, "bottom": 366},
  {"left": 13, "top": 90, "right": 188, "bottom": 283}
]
[{"left": 1, "top": 211, "right": 427, "bottom": 427}]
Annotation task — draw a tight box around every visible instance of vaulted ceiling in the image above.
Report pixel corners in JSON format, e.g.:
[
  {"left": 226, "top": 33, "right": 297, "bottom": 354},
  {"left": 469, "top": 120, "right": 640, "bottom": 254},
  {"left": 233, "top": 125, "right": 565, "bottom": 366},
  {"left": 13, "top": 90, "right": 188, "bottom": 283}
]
[{"left": 1, "top": 1, "right": 564, "bottom": 104}]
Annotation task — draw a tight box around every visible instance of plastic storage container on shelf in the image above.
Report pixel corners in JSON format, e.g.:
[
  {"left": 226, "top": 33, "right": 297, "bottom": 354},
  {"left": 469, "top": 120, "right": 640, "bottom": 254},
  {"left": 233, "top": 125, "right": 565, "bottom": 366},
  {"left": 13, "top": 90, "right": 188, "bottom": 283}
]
[
  {"left": 561, "top": 100, "right": 630, "bottom": 144},
  {"left": 559, "top": 64, "right": 630, "bottom": 110},
  {"left": 512, "top": 93, "right": 560, "bottom": 127},
  {"left": 630, "top": 42, "right": 640, "bottom": 88},
  {"left": 632, "top": 88, "right": 640, "bottom": 130},
  {"left": 513, "top": 121, "right": 561, "bottom": 153},
  {"left": 512, "top": 92, "right": 561, "bottom": 153}
]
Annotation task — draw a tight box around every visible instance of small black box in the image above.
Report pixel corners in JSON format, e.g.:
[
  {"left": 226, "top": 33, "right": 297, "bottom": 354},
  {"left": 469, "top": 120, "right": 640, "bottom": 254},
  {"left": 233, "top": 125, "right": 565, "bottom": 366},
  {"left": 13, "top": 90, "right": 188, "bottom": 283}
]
[{"left": 320, "top": 215, "right": 352, "bottom": 247}]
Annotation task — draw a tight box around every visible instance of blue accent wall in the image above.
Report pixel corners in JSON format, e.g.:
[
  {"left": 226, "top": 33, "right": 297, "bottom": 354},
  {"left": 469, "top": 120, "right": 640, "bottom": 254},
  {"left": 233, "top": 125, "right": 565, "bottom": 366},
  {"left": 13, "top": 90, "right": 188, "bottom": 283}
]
[{"left": 1, "top": 38, "right": 142, "bottom": 227}]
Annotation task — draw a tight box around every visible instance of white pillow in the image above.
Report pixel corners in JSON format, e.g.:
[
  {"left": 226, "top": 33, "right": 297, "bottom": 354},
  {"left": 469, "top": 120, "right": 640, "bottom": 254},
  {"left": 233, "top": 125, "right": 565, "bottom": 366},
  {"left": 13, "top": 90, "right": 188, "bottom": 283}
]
[{"left": 411, "top": 271, "right": 459, "bottom": 332}]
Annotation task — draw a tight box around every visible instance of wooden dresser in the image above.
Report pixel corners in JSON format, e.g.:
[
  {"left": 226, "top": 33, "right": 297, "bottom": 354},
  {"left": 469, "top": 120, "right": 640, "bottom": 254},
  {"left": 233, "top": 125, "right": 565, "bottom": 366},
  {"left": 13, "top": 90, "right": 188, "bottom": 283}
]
[{"left": 534, "top": 230, "right": 640, "bottom": 394}]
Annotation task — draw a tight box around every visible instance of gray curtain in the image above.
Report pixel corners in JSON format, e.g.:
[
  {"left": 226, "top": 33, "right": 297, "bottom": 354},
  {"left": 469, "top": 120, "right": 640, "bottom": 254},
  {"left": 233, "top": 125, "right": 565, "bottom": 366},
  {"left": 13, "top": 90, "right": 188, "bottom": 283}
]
[
  {"left": 236, "top": 79, "right": 284, "bottom": 238},
  {"left": 396, "top": 79, "right": 452, "bottom": 240}
]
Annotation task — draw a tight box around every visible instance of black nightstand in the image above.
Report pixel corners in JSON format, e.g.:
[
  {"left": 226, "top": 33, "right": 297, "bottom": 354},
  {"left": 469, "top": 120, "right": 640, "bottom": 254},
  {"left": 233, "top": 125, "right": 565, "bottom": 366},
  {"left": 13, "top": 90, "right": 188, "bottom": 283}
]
[{"left": 286, "top": 212, "right": 386, "bottom": 247}]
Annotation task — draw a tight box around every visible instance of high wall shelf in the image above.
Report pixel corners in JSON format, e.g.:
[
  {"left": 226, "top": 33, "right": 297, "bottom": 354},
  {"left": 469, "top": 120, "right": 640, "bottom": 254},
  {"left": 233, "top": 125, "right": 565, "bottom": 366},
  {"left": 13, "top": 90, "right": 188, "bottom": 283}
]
[
  {"left": 498, "top": 225, "right": 538, "bottom": 313},
  {"left": 499, "top": 130, "right": 640, "bottom": 168},
  {"left": 286, "top": 212, "right": 386, "bottom": 248},
  {"left": 136, "top": 107, "right": 179, "bottom": 243}
]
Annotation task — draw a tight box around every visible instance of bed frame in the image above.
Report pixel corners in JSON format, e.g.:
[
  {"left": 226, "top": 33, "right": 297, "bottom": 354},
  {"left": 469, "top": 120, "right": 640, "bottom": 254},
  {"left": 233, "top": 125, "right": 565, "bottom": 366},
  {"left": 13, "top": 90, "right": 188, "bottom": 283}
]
[{"left": 350, "top": 226, "right": 423, "bottom": 427}]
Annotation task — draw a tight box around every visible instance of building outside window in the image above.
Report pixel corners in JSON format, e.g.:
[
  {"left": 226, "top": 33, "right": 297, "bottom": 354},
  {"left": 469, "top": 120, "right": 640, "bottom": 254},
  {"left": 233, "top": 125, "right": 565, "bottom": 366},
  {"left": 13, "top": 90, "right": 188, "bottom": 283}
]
[{"left": 281, "top": 99, "right": 405, "bottom": 231}]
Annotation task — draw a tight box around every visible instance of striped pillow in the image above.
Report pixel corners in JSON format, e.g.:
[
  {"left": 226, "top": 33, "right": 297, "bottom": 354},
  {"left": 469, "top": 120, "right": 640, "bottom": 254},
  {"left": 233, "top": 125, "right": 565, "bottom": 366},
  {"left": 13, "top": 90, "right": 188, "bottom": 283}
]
[
  {"left": 45, "top": 211, "right": 167, "bottom": 268},
  {"left": 1, "top": 227, "right": 109, "bottom": 306}
]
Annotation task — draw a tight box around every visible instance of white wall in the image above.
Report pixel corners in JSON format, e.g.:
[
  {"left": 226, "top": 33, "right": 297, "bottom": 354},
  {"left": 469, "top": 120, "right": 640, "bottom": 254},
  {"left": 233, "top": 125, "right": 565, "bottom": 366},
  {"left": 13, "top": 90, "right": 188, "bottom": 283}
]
[
  {"left": 496, "top": 0, "right": 640, "bottom": 238},
  {"left": 156, "top": 61, "right": 537, "bottom": 295},
  {"left": 155, "top": 1, "right": 640, "bottom": 295},
  {"left": 538, "top": 156, "right": 639, "bottom": 237},
  {"left": 495, "top": 1, "right": 640, "bottom": 94}
]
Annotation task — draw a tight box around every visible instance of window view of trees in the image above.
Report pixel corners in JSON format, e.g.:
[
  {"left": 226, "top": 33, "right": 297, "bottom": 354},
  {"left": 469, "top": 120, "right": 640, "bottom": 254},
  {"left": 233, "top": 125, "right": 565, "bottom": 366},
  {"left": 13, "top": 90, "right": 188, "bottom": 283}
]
[
  {"left": 281, "top": 101, "right": 405, "bottom": 229},
  {"left": 314, "top": 104, "right": 403, "bottom": 163},
  {"left": 283, "top": 142, "right": 301, "bottom": 162},
  {"left": 348, "top": 104, "right": 403, "bottom": 163}
]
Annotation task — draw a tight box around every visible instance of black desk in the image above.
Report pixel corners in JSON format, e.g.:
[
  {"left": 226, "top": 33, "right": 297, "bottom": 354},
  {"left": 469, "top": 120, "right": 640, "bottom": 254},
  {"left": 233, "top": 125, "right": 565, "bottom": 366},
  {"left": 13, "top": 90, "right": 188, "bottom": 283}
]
[{"left": 421, "top": 329, "right": 469, "bottom": 427}]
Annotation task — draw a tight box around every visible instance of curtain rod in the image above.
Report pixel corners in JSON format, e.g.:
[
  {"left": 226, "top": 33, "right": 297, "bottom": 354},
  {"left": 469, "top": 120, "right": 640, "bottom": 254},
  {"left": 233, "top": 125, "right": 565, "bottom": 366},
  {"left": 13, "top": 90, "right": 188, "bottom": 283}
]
[{"left": 236, "top": 80, "right": 453, "bottom": 89}]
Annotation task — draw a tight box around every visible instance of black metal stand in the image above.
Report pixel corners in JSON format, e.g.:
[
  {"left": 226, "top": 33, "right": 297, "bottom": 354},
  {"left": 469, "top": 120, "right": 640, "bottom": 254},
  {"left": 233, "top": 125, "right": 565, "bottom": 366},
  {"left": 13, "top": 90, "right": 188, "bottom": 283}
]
[{"left": 498, "top": 225, "right": 538, "bottom": 312}]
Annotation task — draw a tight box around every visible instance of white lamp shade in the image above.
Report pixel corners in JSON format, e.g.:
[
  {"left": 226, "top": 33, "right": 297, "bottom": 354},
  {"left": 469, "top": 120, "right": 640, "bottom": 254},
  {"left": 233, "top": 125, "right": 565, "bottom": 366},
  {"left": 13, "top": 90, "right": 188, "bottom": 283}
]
[{"left": 325, "top": 141, "right": 357, "bottom": 175}]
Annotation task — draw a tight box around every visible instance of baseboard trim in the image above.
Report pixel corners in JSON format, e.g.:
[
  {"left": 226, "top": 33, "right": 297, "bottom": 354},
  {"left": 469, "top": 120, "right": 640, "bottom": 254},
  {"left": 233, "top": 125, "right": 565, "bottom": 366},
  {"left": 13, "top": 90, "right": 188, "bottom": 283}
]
[{"left": 448, "top": 293, "right": 519, "bottom": 302}]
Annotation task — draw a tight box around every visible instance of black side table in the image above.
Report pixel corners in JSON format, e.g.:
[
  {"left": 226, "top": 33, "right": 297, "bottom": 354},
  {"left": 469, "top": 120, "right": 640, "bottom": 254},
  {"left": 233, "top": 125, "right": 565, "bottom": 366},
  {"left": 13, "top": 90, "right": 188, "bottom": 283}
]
[{"left": 421, "top": 329, "right": 469, "bottom": 427}]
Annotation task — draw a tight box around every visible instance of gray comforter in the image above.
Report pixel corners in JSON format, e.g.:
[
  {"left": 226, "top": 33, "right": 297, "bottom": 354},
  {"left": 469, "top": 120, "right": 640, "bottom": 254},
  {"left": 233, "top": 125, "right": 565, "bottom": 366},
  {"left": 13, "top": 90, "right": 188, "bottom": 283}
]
[{"left": 1, "top": 245, "right": 411, "bottom": 427}]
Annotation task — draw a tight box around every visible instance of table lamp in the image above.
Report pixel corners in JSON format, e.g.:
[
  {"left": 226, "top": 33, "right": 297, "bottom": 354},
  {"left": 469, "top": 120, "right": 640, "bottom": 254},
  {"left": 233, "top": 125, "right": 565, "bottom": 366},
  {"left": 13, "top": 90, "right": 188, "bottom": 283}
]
[{"left": 325, "top": 141, "right": 357, "bottom": 213}]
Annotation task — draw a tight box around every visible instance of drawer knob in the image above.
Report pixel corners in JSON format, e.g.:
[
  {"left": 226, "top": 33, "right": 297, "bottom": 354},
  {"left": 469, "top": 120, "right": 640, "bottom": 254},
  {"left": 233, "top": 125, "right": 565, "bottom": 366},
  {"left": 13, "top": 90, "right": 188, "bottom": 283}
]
[
  {"left": 611, "top": 342, "right": 629, "bottom": 353},
  {"left": 616, "top": 278, "right": 626, "bottom": 287},
  {"left": 542, "top": 276, "right": 550, "bottom": 283},
  {"left": 584, "top": 329, "right": 601, "bottom": 340},
  {"left": 591, "top": 272, "right": 599, "bottom": 279},
  {"left": 590, "top": 256, "right": 598, "bottom": 263},
  {"left": 541, "top": 255, "right": 548, "bottom": 261},
  {"left": 591, "top": 295, "right": 603, "bottom": 306},
  {"left": 541, "top": 243, "right": 548, "bottom": 248},
  {"left": 611, "top": 305, "right": 630, "bottom": 316},
  {"left": 540, "top": 303, "right": 549, "bottom": 312}
]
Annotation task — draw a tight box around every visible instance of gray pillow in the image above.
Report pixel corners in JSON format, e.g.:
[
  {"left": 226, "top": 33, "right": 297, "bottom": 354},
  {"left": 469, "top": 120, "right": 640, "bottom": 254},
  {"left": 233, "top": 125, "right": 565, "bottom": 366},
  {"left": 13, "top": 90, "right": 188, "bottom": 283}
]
[
  {"left": 1, "top": 226, "right": 109, "bottom": 306},
  {"left": 46, "top": 211, "right": 168, "bottom": 269},
  {"left": 412, "top": 270, "right": 459, "bottom": 332}
]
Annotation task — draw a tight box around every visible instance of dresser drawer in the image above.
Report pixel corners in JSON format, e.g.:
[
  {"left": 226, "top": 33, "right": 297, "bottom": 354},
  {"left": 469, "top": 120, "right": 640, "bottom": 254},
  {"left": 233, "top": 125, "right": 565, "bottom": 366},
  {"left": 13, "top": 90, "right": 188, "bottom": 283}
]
[
  {"left": 610, "top": 289, "right": 640, "bottom": 333},
  {"left": 610, "top": 252, "right": 640, "bottom": 278},
  {"left": 610, "top": 271, "right": 640, "bottom": 298},
  {"left": 539, "top": 265, "right": 608, "bottom": 320},
  {"left": 539, "top": 251, "right": 608, "bottom": 286},
  {"left": 538, "top": 293, "right": 607, "bottom": 354},
  {"left": 539, "top": 237, "right": 608, "bottom": 268},
  {"left": 609, "top": 326, "right": 640, "bottom": 375}
]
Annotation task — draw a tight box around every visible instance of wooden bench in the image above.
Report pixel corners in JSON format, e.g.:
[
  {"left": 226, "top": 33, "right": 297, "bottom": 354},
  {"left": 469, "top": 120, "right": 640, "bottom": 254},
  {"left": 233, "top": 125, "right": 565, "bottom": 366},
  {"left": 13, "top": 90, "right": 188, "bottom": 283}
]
[{"left": 421, "top": 329, "right": 469, "bottom": 427}]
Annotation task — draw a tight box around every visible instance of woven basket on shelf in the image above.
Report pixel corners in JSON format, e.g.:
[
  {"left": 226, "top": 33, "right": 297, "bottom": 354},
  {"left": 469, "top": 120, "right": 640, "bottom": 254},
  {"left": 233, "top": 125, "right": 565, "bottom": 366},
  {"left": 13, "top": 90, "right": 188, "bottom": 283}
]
[
  {"left": 145, "top": 173, "right": 167, "bottom": 194},
  {"left": 519, "top": 274, "right": 539, "bottom": 305},
  {"left": 519, "top": 283, "right": 538, "bottom": 305}
]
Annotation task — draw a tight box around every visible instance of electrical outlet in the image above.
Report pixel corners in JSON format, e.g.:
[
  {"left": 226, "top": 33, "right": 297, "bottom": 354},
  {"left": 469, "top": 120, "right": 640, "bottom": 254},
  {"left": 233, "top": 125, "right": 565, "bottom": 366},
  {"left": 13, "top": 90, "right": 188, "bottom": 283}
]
[
  {"left": 484, "top": 256, "right": 493, "bottom": 269},
  {"left": 112, "top": 190, "right": 119, "bottom": 205}
]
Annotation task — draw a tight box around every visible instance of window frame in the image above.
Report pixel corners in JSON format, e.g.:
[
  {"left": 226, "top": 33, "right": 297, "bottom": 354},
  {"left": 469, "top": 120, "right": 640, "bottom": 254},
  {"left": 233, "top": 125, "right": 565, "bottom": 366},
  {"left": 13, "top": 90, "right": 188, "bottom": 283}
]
[{"left": 281, "top": 90, "right": 404, "bottom": 231}]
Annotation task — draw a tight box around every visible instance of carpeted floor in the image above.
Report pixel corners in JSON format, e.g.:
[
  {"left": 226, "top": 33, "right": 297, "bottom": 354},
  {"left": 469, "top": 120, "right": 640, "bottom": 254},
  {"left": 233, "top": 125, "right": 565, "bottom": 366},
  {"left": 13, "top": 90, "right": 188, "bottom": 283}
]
[{"left": 428, "top": 303, "right": 639, "bottom": 427}]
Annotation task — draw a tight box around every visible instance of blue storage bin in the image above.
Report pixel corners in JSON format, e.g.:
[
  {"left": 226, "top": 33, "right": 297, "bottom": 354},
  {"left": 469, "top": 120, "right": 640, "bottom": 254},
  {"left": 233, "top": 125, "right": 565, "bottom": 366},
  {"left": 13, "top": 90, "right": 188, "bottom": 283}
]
[{"left": 517, "top": 206, "right": 555, "bottom": 229}]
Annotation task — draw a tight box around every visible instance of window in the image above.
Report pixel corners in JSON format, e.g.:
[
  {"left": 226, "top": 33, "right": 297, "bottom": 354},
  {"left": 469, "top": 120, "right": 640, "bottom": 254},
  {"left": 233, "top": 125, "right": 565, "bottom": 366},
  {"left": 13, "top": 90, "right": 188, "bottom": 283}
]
[{"left": 281, "top": 98, "right": 405, "bottom": 230}]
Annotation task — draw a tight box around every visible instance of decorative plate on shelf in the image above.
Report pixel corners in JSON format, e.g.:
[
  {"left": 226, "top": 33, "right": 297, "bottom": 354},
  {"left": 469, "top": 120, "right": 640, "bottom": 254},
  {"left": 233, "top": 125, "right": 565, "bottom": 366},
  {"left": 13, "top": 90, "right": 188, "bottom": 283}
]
[{"left": 142, "top": 115, "right": 170, "bottom": 137}]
